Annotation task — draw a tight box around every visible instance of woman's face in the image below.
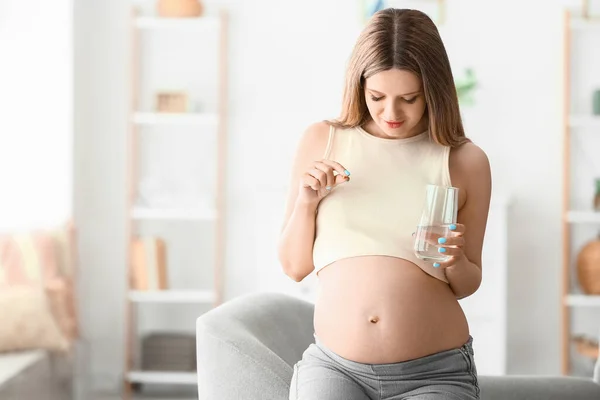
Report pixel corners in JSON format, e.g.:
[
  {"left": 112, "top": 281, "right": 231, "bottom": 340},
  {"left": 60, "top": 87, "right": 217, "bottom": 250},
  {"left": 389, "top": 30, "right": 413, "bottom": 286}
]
[{"left": 364, "top": 68, "right": 428, "bottom": 139}]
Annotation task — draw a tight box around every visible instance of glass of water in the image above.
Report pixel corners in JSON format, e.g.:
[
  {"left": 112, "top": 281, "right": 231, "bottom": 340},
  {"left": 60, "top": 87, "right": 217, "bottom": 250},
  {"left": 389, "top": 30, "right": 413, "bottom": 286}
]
[{"left": 413, "top": 184, "right": 459, "bottom": 262}]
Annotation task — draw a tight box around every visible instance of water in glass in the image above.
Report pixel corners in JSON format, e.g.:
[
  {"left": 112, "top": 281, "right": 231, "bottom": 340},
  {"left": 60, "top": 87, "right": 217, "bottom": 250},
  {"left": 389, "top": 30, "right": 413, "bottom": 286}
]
[{"left": 413, "top": 184, "right": 459, "bottom": 262}]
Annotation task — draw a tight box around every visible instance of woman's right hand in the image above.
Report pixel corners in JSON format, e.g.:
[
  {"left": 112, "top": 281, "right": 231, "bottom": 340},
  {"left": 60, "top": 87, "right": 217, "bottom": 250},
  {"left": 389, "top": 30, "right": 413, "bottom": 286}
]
[{"left": 297, "top": 159, "right": 350, "bottom": 207}]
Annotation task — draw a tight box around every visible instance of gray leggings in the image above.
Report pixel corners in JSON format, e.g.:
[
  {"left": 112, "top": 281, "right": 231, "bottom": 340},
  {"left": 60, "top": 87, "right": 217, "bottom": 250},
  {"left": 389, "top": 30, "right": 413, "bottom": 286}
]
[{"left": 290, "top": 335, "right": 480, "bottom": 400}]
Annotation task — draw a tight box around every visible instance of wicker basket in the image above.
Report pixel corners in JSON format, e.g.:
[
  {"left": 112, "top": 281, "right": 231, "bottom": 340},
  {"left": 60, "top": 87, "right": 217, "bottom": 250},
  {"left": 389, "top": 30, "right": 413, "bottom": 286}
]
[
  {"left": 576, "top": 235, "right": 600, "bottom": 295},
  {"left": 157, "top": 0, "right": 204, "bottom": 18}
]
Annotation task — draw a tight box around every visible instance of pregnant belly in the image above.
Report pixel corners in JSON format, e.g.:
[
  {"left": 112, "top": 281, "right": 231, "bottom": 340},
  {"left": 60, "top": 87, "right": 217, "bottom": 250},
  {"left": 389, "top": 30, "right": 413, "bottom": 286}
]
[{"left": 313, "top": 256, "right": 470, "bottom": 364}]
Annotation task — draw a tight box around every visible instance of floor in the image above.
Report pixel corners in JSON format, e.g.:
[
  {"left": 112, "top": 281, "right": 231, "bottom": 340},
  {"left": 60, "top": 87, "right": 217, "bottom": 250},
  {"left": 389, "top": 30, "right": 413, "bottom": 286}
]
[
  {"left": 91, "top": 390, "right": 198, "bottom": 400},
  {"left": 93, "top": 398, "right": 195, "bottom": 400},
  {"left": 92, "top": 394, "right": 196, "bottom": 400}
]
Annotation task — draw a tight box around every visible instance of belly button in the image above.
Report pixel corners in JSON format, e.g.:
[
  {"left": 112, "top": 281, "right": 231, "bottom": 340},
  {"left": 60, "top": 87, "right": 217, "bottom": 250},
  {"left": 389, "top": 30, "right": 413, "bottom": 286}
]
[{"left": 369, "top": 316, "right": 379, "bottom": 324}]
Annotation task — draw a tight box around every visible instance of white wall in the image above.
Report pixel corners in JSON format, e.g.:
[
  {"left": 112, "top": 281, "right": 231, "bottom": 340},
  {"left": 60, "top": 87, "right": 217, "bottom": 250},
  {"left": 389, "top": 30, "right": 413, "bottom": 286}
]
[
  {"left": 73, "top": 0, "right": 361, "bottom": 392},
  {"left": 73, "top": 0, "right": 129, "bottom": 392},
  {"left": 445, "top": 1, "right": 566, "bottom": 375},
  {"left": 73, "top": 0, "right": 592, "bottom": 393},
  {"left": 0, "top": 0, "right": 72, "bottom": 230}
]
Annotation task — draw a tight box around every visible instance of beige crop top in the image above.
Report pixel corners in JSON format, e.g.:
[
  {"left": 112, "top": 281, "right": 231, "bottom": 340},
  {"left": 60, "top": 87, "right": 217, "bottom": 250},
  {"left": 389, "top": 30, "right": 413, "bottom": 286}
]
[{"left": 312, "top": 125, "right": 452, "bottom": 283}]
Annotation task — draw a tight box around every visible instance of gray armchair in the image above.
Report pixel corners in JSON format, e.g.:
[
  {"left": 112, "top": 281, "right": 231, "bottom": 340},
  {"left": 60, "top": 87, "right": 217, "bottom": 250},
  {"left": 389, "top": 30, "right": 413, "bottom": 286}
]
[{"left": 196, "top": 292, "right": 600, "bottom": 400}]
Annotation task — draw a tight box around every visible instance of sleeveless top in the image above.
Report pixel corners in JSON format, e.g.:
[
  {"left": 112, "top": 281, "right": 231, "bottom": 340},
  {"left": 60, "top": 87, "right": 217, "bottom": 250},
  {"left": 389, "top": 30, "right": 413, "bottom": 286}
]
[{"left": 312, "top": 125, "right": 452, "bottom": 283}]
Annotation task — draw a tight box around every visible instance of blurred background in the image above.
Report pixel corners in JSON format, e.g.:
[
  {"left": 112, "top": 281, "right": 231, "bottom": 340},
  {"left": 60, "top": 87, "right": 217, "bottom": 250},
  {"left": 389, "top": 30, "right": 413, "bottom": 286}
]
[{"left": 1, "top": 0, "right": 600, "bottom": 399}]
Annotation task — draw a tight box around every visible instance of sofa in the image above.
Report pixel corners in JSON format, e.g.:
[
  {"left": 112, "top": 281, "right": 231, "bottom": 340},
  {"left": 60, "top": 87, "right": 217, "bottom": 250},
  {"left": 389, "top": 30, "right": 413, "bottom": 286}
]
[
  {"left": 196, "top": 292, "right": 600, "bottom": 400},
  {"left": 0, "top": 350, "right": 72, "bottom": 400}
]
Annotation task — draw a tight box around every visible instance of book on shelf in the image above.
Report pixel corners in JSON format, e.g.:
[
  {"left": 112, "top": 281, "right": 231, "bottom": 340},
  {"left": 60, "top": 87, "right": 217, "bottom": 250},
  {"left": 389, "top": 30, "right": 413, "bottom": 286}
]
[{"left": 130, "top": 237, "right": 169, "bottom": 291}]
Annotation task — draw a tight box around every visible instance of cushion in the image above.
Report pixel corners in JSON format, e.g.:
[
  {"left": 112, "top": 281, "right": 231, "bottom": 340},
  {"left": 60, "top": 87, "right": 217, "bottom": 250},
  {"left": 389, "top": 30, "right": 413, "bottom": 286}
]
[
  {"left": 0, "top": 224, "right": 78, "bottom": 353},
  {"left": 0, "top": 287, "right": 69, "bottom": 352}
]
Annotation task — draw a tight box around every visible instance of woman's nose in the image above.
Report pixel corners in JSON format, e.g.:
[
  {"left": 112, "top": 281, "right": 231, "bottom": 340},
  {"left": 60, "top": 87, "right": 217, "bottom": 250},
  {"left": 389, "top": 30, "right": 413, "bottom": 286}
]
[
  {"left": 383, "top": 102, "right": 402, "bottom": 121},
  {"left": 383, "top": 109, "right": 401, "bottom": 121}
]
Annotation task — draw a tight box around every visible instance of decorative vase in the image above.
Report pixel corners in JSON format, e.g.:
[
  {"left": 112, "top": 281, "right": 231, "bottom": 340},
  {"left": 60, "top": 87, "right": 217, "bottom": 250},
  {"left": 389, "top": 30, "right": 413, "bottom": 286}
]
[
  {"left": 593, "top": 89, "right": 600, "bottom": 116},
  {"left": 157, "top": 0, "right": 204, "bottom": 18},
  {"left": 577, "top": 233, "right": 600, "bottom": 294}
]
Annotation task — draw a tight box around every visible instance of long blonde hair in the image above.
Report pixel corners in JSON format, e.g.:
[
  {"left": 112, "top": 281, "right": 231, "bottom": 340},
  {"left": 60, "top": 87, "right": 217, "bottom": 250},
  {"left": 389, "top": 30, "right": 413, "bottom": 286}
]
[{"left": 330, "top": 8, "right": 468, "bottom": 147}]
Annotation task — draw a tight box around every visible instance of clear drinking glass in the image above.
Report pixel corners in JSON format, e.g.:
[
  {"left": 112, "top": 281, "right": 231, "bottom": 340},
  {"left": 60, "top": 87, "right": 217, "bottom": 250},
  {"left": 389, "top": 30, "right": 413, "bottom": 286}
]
[{"left": 413, "top": 184, "right": 459, "bottom": 262}]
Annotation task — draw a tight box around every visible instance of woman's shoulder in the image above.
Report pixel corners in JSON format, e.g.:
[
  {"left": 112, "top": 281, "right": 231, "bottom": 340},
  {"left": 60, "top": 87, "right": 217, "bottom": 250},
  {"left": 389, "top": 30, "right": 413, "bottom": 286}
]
[
  {"left": 449, "top": 141, "right": 491, "bottom": 191},
  {"left": 450, "top": 141, "right": 489, "bottom": 171},
  {"left": 303, "top": 120, "right": 332, "bottom": 141},
  {"left": 294, "top": 120, "right": 335, "bottom": 159}
]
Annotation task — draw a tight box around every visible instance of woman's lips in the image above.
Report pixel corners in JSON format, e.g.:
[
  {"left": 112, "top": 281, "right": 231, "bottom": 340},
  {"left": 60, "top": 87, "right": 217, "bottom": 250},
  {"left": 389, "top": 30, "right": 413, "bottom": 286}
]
[{"left": 384, "top": 120, "right": 404, "bottom": 129}]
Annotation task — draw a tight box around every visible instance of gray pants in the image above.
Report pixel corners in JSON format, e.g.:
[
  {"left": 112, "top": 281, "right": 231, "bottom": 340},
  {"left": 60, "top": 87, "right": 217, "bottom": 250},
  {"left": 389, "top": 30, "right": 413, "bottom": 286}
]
[{"left": 290, "top": 335, "right": 480, "bottom": 400}]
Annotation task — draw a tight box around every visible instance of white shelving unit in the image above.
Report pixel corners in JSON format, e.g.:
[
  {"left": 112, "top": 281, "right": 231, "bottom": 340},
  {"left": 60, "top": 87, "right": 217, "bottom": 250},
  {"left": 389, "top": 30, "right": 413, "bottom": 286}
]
[
  {"left": 571, "top": 18, "right": 600, "bottom": 31},
  {"left": 566, "top": 295, "right": 600, "bottom": 307},
  {"left": 124, "top": 5, "right": 228, "bottom": 399},
  {"left": 135, "top": 16, "right": 220, "bottom": 30},
  {"left": 129, "top": 290, "right": 216, "bottom": 304},
  {"left": 561, "top": 8, "right": 600, "bottom": 376},
  {"left": 569, "top": 115, "right": 600, "bottom": 129},
  {"left": 132, "top": 112, "right": 218, "bottom": 126},
  {"left": 131, "top": 206, "right": 217, "bottom": 221},
  {"left": 566, "top": 210, "right": 600, "bottom": 224},
  {"left": 127, "top": 371, "right": 197, "bottom": 385}
]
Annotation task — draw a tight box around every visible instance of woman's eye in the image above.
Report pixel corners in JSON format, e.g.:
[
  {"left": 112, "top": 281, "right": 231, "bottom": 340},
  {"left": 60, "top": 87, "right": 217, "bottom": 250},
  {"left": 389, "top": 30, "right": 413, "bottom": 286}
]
[{"left": 370, "top": 95, "right": 418, "bottom": 103}]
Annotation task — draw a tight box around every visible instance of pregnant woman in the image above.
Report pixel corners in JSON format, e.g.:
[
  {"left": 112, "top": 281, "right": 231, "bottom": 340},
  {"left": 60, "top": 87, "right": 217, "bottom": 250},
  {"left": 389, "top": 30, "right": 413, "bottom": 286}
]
[{"left": 278, "top": 8, "right": 491, "bottom": 400}]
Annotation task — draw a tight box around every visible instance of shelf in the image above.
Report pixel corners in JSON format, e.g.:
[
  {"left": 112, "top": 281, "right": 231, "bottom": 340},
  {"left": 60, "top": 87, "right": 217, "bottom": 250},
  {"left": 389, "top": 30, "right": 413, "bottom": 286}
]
[
  {"left": 131, "top": 206, "right": 217, "bottom": 221},
  {"left": 566, "top": 210, "right": 600, "bottom": 223},
  {"left": 562, "top": 9, "right": 600, "bottom": 377},
  {"left": 125, "top": 7, "right": 227, "bottom": 398},
  {"left": 135, "top": 16, "right": 220, "bottom": 31},
  {"left": 565, "top": 294, "right": 600, "bottom": 307},
  {"left": 571, "top": 18, "right": 600, "bottom": 31},
  {"left": 127, "top": 371, "right": 196, "bottom": 385},
  {"left": 132, "top": 112, "right": 218, "bottom": 126},
  {"left": 569, "top": 115, "right": 600, "bottom": 129},
  {"left": 129, "top": 290, "right": 216, "bottom": 304}
]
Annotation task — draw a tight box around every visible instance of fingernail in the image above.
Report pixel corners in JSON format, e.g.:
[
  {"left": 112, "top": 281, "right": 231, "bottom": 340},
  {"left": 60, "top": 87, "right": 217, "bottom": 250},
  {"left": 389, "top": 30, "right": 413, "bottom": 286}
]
[
  {"left": 438, "top": 247, "right": 447, "bottom": 253},
  {"left": 411, "top": 232, "right": 416, "bottom": 236},
  {"left": 325, "top": 186, "right": 332, "bottom": 191},
  {"left": 438, "top": 237, "right": 447, "bottom": 244},
  {"left": 344, "top": 170, "right": 351, "bottom": 176},
  {"left": 433, "top": 263, "right": 440, "bottom": 268},
  {"left": 449, "top": 224, "right": 457, "bottom": 231}
]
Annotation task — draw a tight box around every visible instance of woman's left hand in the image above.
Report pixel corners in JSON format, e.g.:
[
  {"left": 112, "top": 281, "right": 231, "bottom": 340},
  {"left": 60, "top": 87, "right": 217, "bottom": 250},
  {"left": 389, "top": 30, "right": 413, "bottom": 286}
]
[{"left": 432, "top": 223, "right": 466, "bottom": 269}]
